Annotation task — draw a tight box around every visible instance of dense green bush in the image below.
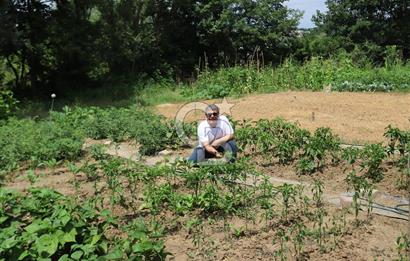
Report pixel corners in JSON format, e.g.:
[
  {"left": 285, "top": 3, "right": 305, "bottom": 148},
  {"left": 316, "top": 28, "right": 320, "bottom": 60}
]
[
  {"left": 0, "top": 118, "right": 84, "bottom": 172},
  {"left": 184, "top": 67, "right": 267, "bottom": 99},
  {"left": 0, "top": 106, "right": 195, "bottom": 172},
  {"left": 55, "top": 106, "right": 186, "bottom": 155},
  {"left": 297, "top": 127, "right": 341, "bottom": 175},
  {"left": 0, "top": 188, "right": 167, "bottom": 260},
  {"left": 236, "top": 118, "right": 341, "bottom": 173},
  {"left": 359, "top": 144, "right": 387, "bottom": 182}
]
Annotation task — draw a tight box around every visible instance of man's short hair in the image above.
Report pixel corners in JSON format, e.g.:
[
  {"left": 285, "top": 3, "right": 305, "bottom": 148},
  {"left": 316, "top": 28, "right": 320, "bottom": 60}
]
[{"left": 205, "top": 104, "right": 219, "bottom": 113}]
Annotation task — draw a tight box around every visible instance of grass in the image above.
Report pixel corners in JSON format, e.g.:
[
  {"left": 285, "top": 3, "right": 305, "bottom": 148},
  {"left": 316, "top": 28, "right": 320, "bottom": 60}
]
[
  {"left": 16, "top": 79, "right": 189, "bottom": 118},
  {"left": 136, "top": 83, "right": 189, "bottom": 106}
]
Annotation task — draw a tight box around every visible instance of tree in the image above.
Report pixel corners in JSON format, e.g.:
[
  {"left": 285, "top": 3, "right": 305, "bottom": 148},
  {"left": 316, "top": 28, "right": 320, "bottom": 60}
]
[
  {"left": 314, "top": 0, "right": 410, "bottom": 60},
  {"left": 0, "top": 0, "right": 55, "bottom": 94},
  {"left": 0, "top": 0, "right": 303, "bottom": 97},
  {"left": 195, "top": 0, "right": 302, "bottom": 67}
]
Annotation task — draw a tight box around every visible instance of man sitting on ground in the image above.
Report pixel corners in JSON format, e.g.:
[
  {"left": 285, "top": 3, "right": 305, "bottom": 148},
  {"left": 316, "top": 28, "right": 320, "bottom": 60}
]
[{"left": 188, "top": 104, "right": 238, "bottom": 163}]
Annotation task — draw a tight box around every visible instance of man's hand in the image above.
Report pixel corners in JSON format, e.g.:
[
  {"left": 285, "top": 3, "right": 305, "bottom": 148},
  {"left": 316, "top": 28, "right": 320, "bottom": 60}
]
[{"left": 204, "top": 144, "right": 219, "bottom": 155}]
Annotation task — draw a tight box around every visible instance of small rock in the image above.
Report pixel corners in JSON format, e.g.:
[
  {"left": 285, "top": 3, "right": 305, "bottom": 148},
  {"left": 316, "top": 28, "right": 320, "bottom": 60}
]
[
  {"left": 103, "top": 140, "right": 112, "bottom": 145},
  {"left": 158, "top": 149, "right": 172, "bottom": 156}
]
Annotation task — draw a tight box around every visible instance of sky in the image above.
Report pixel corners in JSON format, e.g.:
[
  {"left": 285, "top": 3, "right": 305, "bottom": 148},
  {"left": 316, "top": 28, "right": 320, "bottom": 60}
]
[{"left": 285, "top": 0, "right": 328, "bottom": 28}]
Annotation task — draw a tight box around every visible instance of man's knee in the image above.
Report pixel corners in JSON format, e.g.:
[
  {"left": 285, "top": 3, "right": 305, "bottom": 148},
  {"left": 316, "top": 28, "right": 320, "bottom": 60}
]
[
  {"left": 188, "top": 146, "right": 205, "bottom": 163},
  {"left": 222, "top": 140, "right": 237, "bottom": 163},
  {"left": 227, "top": 140, "right": 238, "bottom": 154}
]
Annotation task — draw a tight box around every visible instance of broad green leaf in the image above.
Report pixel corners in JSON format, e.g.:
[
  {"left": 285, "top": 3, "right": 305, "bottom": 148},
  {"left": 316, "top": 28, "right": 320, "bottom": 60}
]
[
  {"left": 59, "top": 210, "right": 71, "bottom": 227},
  {"left": 90, "top": 234, "right": 100, "bottom": 246},
  {"left": 35, "top": 234, "right": 58, "bottom": 256},
  {"left": 99, "top": 248, "right": 123, "bottom": 260},
  {"left": 132, "top": 241, "right": 154, "bottom": 253},
  {"left": 0, "top": 216, "right": 8, "bottom": 225},
  {"left": 138, "top": 203, "right": 149, "bottom": 210},
  {"left": 70, "top": 250, "right": 83, "bottom": 260},
  {"left": 25, "top": 219, "right": 50, "bottom": 234},
  {"left": 1, "top": 236, "right": 17, "bottom": 249},
  {"left": 98, "top": 241, "right": 108, "bottom": 253},
  {"left": 17, "top": 250, "right": 30, "bottom": 260},
  {"left": 58, "top": 254, "right": 72, "bottom": 261},
  {"left": 61, "top": 228, "right": 77, "bottom": 245}
]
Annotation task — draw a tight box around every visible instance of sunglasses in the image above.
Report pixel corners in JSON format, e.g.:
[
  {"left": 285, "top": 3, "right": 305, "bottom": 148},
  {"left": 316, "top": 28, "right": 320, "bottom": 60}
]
[{"left": 205, "top": 112, "right": 219, "bottom": 118}]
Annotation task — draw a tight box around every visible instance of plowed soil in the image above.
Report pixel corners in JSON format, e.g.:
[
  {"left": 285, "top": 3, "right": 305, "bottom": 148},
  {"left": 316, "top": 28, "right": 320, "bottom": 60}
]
[{"left": 156, "top": 91, "right": 410, "bottom": 143}]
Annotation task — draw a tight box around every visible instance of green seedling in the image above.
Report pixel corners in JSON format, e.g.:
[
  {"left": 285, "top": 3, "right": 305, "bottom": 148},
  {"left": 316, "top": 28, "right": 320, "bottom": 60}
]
[
  {"left": 274, "top": 228, "right": 289, "bottom": 261},
  {"left": 396, "top": 233, "right": 410, "bottom": 261},
  {"left": 26, "top": 169, "right": 38, "bottom": 185},
  {"left": 346, "top": 171, "right": 374, "bottom": 222},
  {"left": 275, "top": 183, "right": 297, "bottom": 222},
  {"left": 291, "top": 222, "right": 307, "bottom": 260},
  {"left": 312, "top": 179, "right": 324, "bottom": 208}
]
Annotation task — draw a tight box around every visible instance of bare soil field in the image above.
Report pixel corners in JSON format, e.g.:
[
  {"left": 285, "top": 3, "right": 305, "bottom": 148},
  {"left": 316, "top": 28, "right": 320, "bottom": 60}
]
[{"left": 156, "top": 91, "right": 410, "bottom": 143}]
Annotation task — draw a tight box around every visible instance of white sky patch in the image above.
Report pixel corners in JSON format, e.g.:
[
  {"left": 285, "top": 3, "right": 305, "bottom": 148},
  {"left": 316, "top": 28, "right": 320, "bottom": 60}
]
[{"left": 285, "top": 0, "right": 328, "bottom": 28}]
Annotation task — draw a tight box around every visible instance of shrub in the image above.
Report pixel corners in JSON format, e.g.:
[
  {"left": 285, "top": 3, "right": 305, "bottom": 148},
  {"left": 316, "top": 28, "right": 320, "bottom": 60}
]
[
  {"left": 297, "top": 127, "right": 341, "bottom": 175},
  {"left": 0, "top": 89, "right": 18, "bottom": 120},
  {"left": 0, "top": 118, "right": 84, "bottom": 171}
]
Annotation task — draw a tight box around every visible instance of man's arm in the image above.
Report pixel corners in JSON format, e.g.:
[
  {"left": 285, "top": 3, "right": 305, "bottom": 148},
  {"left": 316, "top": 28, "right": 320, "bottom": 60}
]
[{"left": 210, "top": 134, "right": 234, "bottom": 148}]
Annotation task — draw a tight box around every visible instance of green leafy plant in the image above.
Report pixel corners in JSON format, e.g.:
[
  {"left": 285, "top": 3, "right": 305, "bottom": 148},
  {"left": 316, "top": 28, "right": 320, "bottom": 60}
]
[
  {"left": 342, "top": 147, "right": 361, "bottom": 166},
  {"left": 275, "top": 183, "right": 297, "bottom": 222},
  {"left": 0, "top": 188, "right": 115, "bottom": 260},
  {"left": 359, "top": 144, "right": 386, "bottom": 182},
  {"left": 346, "top": 171, "right": 374, "bottom": 221},
  {"left": 89, "top": 144, "right": 108, "bottom": 160},
  {"left": 119, "top": 219, "right": 168, "bottom": 260},
  {"left": 258, "top": 176, "right": 276, "bottom": 229},
  {"left": 312, "top": 179, "right": 324, "bottom": 208},
  {"left": 328, "top": 210, "right": 348, "bottom": 250},
  {"left": 185, "top": 218, "right": 204, "bottom": 247},
  {"left": 291, "top": 222, "right": 307, "bottom": 260},
  {"left": 312, "top": 207, "right": 327, "bottom": 252},
  {"left": 0, "top": 89, "right": 18, "bottom": 120},
  {"left": 274, "top": 228, "right": 289, "bottom": 261},
  {"left": 297, "top": 127, "right": 340, "bottom": 175},
  {"left": 26, "top": 169, "right": 38, "bottom": 185},
  {"left": 395, "top": 233, "right": 410, "bottom": 261}
]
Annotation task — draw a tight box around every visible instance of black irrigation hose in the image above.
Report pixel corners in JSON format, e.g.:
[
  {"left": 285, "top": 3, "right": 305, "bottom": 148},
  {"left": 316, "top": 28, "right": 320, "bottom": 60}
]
[
  {"left": 396, "top": 203, "right": 410, "bottom": 208},
  {"left": 395, "top": 204, "right": 410, "bottom": 213},
  {"left": 359, "top": 198, "right": 409, "bottom": 217}
]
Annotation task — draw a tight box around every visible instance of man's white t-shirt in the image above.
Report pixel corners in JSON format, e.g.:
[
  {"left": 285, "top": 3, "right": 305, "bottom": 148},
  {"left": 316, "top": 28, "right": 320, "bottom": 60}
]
[{"left": 197, "top": 115, "right": 234, "bottom": 147}]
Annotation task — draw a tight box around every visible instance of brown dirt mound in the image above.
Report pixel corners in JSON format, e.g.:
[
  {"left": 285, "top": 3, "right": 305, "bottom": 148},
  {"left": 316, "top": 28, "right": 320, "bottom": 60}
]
[{"left": 156, "top": 91, "right": 410, "bottom": 143}]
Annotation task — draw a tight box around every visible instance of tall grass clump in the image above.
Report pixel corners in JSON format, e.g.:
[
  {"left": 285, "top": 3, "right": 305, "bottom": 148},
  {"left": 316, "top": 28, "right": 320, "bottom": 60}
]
[
  {"left": 181, "top": 53, "right": 410, "bottom": 99},
  {"left": 181, "top": 66, "right": 273, "bottom": 99}
]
